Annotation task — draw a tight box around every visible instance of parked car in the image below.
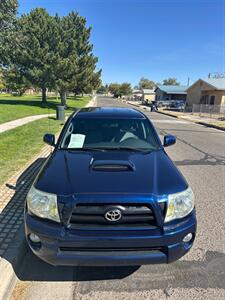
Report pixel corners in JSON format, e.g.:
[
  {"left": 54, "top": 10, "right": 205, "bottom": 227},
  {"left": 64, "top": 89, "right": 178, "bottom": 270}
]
[
  {"left": 156, "top": 100, "right": 185, "bottom": 111},
  {"left": 156, "top": 100, "right": 172, "bottom": 108},
  {"left": 170, "top": 100, "right": 185, "bottom": 111},
  {"left": 25, "top": 107, "right": 197, "bottom": 266}
]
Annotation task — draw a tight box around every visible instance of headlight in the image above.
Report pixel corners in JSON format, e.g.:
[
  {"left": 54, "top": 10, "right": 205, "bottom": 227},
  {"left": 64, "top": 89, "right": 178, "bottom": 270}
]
[
  {"left": 27, "top": 186, "right": 60, "bottom": 222},
  {"left": 165, "top": 187, "right": 194, "bottom": 223}
]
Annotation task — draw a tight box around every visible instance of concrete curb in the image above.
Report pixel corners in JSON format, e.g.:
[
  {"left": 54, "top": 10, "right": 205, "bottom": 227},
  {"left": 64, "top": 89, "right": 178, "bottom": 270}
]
[
  {"left": 85, "top": 95, "right": 96, "bottom": 107},
  {"left": 0, "top": 96, "right": 96, "bottom": 300},
  {"left": 0, "top": 227, "right": 28, "bottom": 300},
  {"left": 193, "top": 121, "right": 225, "bottom": 132},
  {"left": 156, "top": 110, "right": 180, "bottom": 119}
]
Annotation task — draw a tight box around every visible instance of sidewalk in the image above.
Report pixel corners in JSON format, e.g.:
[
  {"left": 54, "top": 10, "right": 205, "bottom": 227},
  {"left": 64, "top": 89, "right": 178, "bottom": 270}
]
[
  {"left": 0, "top": 144, "right": 51, "bottom": 300},
  {"left": 0, "top": 114, "right": 54, "bottom": 134},
  {"left": 0, "top": 96, "right": 96, "bottom": 135}
]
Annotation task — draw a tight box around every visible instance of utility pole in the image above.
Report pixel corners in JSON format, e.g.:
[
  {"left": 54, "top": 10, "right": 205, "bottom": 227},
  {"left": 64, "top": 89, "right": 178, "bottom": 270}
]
[{"left": 187, "top": 77, "right": 190, "bottom": 86}]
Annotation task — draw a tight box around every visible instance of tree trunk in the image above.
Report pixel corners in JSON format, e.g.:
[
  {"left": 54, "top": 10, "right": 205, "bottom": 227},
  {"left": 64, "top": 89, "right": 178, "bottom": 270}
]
[
  {"left": 42, "top": 87, "right": 47, "bottom": 103},
  {"left": 60, "top": 90, "right": 67, "bottom": 106}
]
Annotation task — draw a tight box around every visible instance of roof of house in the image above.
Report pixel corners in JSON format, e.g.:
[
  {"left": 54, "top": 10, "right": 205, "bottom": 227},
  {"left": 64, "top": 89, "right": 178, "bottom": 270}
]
[
  {"left": 142, "top": 88, "right": 155, "bottom": 94},
  {"left": 201, "top": 78, "right": 225, "bottom": 90},
  {"left": 132, "top": 89, "right": 142, "bottom": 94},
  {"left": 156, "top": 85, "right": 188, "bottom": 94}
]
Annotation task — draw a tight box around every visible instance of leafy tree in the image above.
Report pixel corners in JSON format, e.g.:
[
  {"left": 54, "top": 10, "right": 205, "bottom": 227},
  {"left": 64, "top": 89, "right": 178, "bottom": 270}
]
[
  {"left": 1, "top": 8, "right": 101, "bottom": 105},
  {"left": 139, "top": 77, "right": 155, "bottom": 89},
  {"left": 97, "top": 84, "right": 108, "bottom": 94},
  {"left": 89, "top": 70, "right": 102, "bottom": 93},
  {"left": 8, "top": 8, "right": 58, "bottom": 102},
  {"left": 0, "top": 0, "right": 18, "bottom": 31},
  {"left": 0, "top": 70, "right": 6, "bottom": 90},
  {"left": 54, "top": 12, "right": 101, "bottom": 104},
  {"left": 119, "top": 82, "right": 132, "bottom": 96},
  {"left": 163, "top": 78, "right": 180, "bottom": 85},
  {"left": 0, "top": 0, "right": 18, "bottom": 66},
  {"left": 3, "top": 67, "right": 28, "bottom": 95},
  {"left": 108, "top": 83, "right": 120, "bottom": 97},
  {"left": 108, "top": 82, "right": 132, "bottom": 97},
  {"left": 0, "top": 1, "right": 23, "bottom": 93}
]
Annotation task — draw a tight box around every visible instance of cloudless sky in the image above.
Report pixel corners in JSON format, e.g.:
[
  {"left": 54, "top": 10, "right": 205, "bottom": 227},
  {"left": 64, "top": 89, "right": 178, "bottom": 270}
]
[{"left": 18, "top": 0, "right": 225, "bottom": 86}]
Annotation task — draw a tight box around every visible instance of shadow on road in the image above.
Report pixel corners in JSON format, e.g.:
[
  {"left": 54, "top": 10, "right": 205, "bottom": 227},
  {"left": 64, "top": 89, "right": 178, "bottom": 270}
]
[
  {"left": 159, "top": 129, "right": 225, "bottom": 166},
  {"left": 9, "top": 245, "right": 225, "bottom": 291},
  {"left": 174, "top": 153, "right": 225, "bottom": 166},
  {"left": 15, "top": 245, "right": 140, "bottom": 281},
  {"left": 0, "top": 158, "right": 47, "bottom": 260}
]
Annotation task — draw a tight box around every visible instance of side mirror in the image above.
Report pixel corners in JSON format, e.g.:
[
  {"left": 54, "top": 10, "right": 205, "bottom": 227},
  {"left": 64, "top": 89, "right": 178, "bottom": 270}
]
[
  {"left": 43, "top": 133, "right": 55, "bottom": 146},
  {"left": 164, "top": 135, "right": 176, "bottom": 147}
]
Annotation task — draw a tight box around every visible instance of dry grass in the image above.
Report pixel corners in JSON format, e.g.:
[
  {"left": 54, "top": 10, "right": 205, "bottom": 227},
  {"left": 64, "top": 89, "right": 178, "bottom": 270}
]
[{"left": 10, "top": 281, "right": 31, "bottom": 300}]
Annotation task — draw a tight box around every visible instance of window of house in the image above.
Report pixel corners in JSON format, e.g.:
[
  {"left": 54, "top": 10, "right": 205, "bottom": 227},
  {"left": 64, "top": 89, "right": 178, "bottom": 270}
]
[{"left": 210, "top": 95, "right": 215, "bottom": 105}]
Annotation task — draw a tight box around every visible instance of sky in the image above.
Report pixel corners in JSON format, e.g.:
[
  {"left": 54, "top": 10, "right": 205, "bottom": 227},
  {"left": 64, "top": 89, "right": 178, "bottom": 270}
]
[{"left": 18, "top": 0, "right": 225, "bottom": 87}]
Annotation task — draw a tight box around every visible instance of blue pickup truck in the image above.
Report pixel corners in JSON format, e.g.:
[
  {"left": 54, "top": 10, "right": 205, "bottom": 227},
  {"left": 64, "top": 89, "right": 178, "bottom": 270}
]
[{"left": 25, "top": 107, "right": 196, "bottom": 266}]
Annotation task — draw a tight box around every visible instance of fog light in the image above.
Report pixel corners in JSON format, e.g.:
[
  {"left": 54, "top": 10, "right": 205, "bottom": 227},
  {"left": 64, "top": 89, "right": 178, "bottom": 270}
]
[
  {"left": 183, "top": 233, "right": 193, "bottom": 243},
  {"left": 29, "top": 233, "right": 41, "bottom": 243}
]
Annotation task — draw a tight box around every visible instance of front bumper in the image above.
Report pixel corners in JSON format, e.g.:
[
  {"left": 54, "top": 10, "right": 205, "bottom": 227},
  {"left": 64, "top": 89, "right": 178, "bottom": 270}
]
[{"left": 25, "top": 211, "right": 197, "bottom": 266}]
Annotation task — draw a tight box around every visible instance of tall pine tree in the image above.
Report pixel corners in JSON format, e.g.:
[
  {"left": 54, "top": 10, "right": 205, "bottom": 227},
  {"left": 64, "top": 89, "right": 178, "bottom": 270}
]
[
  {"left": 14, "top": 8, "right": 59, "bottom": 102},
  {"left": 2, "top": 8, "right": 101, "bottom": 103},
  {"left": 53, "top": 12, "right": 101, "bottom": 104},
  {"left": 0, "top": 0, "right": 18, "bottom": 66}
]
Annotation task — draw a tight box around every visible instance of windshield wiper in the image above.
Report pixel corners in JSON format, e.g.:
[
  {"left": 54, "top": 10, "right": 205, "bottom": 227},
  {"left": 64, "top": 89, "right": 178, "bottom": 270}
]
[
  {"left": 62, "top": 147, "right": 157, "bottom": 153},
  {"left": 99, "top": 147, "right": 152, "bottom": 152},
  {"left": 63, "top": 147, "right": 106, "bottom": 152}
]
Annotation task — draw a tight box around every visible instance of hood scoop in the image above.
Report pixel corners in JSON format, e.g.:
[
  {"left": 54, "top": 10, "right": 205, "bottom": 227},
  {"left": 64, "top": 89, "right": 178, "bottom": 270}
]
[{"left": 91, "top": 159, "right": 135, "bottom": 172}]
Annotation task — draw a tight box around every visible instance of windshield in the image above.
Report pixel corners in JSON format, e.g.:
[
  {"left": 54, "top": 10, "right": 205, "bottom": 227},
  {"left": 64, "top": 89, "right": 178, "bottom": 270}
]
[{"left": 60, "top": 117, "right": 161, "bottom": 151}]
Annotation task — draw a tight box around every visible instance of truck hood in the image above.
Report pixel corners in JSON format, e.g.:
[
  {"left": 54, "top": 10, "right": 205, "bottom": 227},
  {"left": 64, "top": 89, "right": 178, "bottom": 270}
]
[{"left": 35, "top": 149, "right": 187, "bottom": 196}]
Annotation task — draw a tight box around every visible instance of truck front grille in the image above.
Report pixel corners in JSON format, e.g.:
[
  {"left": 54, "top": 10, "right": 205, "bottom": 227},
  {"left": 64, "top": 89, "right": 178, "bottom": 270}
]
[{"left": 69, "top": 203, "right": 163, "bottom": 229}]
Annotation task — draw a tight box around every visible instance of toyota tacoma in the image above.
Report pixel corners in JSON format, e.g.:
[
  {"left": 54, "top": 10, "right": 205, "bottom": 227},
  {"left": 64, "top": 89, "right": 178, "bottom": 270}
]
[{"left": 25, "top": 107, "right": 197, "bottom": 266}]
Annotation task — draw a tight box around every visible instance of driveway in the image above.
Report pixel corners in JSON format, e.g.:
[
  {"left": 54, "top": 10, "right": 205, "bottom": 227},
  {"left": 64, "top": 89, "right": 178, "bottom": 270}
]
[{"left": 11, "top": 96, "right": 225, "bottom": 300}]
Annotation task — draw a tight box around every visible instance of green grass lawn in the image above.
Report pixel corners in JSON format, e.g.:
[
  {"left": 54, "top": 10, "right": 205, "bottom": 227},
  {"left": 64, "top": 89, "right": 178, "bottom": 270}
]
[
  {"left": 0, "top": 94, "right": 91, "bottom": 124},
  {"left": 0, "top": 117, "right": 64, "bottom": 186}
]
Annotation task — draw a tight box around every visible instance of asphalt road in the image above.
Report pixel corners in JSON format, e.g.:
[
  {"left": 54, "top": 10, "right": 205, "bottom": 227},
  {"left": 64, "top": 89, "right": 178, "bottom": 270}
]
[{"left": 11, "top": 96, "right": 225, "bottom": 300}]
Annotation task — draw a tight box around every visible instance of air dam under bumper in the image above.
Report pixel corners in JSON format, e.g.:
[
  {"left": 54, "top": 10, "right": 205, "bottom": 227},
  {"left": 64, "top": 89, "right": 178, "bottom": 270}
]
[{"left": 25, "top": 212, "right": 196, "bottom": 266}]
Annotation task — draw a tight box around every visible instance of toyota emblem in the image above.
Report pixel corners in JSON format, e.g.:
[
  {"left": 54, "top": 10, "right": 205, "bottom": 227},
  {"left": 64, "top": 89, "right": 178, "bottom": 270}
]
[{"left": 105, "top": 209, "right": 122, "bottom": 222}]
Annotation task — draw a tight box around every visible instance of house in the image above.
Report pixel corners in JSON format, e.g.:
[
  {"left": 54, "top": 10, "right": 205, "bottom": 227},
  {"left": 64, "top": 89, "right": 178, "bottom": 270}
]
[
  {"left": 142, "top": 88, "right": 155, "bottom": 103},
  {"left": 186, "top": 78, "right": 225, "bottom": 106},
  {"left": 132, "top": 89, "right": 142, "bottom": 101},
  {"left": 25, "top": 88, "right": 36, "bottom": 95},
  {"left": 155, "top": 85, "right": 188, "bottom": 102}
]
